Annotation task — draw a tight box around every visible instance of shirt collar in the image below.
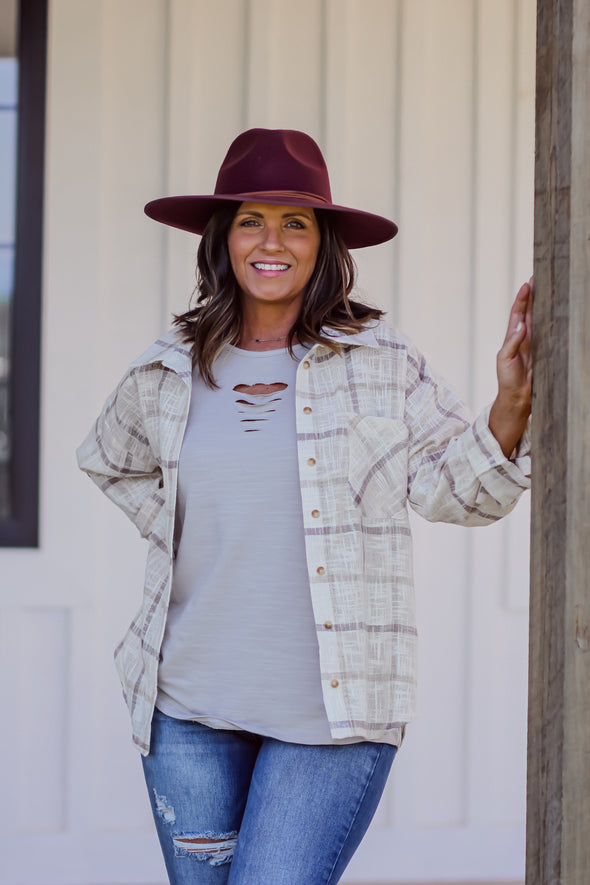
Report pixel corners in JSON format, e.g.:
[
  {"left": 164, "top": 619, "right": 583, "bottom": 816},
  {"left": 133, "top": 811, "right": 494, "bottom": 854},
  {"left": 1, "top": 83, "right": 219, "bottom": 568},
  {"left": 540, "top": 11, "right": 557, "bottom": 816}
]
[
  {"left": 129, "top": 328, "right": 193, "bottom": 377},
  {"left": 129, "top": 322, "right": 381, "bottom": 375},
  {"left": 319, "top": 323, "right": 380, "bottom": 348}
]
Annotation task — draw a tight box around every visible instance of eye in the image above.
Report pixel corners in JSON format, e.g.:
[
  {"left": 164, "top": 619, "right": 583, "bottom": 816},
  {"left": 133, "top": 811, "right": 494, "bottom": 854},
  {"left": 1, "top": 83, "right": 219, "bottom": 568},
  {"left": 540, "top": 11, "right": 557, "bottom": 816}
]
[
  {"left": 239, "top": 218, "right": 261, "bottom": 228},
  {"left": 285, "top": 219, "right": 305, "bottom": 229}
]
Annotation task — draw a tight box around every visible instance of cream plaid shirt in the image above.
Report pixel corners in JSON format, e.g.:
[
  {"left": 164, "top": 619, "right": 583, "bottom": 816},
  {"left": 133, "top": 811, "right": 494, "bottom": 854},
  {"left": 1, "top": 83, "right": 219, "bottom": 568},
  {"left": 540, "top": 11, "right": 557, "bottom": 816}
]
[{"left": 77, "top": 321, "right": 531, "bottom": 754}]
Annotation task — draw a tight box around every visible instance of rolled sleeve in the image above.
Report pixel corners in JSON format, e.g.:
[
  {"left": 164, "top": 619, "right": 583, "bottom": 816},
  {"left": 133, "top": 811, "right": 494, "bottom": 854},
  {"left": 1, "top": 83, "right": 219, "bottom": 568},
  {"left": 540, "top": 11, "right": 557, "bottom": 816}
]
[{"left": 465, "top": 406, "right": 531, "bottom": 494}]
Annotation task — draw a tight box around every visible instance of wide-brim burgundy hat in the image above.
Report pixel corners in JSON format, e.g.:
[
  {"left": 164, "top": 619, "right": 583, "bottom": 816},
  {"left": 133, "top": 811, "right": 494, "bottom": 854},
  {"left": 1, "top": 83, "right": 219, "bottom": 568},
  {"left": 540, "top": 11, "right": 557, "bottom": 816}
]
[{"left": 144, "top": 128, "right": 398, "bottom": 250}]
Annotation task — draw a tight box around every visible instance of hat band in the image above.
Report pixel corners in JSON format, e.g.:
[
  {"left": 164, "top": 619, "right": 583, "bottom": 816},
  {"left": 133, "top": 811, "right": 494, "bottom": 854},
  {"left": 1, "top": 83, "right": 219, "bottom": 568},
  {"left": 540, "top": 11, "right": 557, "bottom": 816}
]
[{"left": 221, "top": 189, "right": 331, "bottom": 204}]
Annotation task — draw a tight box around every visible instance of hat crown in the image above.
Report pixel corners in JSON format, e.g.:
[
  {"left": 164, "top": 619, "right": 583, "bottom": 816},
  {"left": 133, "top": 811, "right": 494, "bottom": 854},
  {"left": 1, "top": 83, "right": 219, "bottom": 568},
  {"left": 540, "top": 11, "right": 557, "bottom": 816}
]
[{"left": 214, "top": 128, "right": 333, "bottom": 202}]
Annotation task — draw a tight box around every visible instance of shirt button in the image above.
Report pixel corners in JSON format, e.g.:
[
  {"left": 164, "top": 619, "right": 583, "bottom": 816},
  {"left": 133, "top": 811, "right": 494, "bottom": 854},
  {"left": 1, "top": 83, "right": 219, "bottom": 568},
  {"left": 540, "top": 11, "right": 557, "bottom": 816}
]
[
  {"left": 302, "top": 360, "right": 310, "bottom": 369},
  {"left": 303, "top": 406, "right": 312, "bottom": 414},
  {"left": 324, "top": 620, "right": 333, "bottom": 630},
  {"left": 330, "top": 679, "right": 339, "bottom": 688},
  {"left": 307, "top": 457, "right": 316, "bottom": 467},
  {"left": 311, "top": 509, "right": 320, "bottom": 518},
  {"left": 316, "top": 566, "right": 325, "bottom": 575}
]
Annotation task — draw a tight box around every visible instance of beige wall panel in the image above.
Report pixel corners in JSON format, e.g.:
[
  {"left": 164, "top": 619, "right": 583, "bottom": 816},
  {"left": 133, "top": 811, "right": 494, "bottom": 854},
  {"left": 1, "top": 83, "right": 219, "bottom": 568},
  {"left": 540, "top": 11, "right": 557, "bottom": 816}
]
[
  {"left": 0, "top": 612, "right": 12, "bottom": 834},
  {"left": 96, "top": 0, "right": 169, "bottom": 366},
  {"left": 406, "top": 523, "right": 471, "bottom": 824},
  {"left": 14, "top": 608, "right": 69, "bottom": 832},
  {"left": 325, "top": 0, "right": 400, "bottom": 319},
  {"left": 514, "top": 0, "right": 536, "bottom": 291},
  {"left": 473, "top": 0, "right": 518, "bottom": 406},
  {"left": 167, "top": 0, "right": 249, "bottom": 191},
  {"left": 246, "top": 0, "right": 325, "bottom": 135},
  {"left": 397, "top": 0, "right": 475, "bottom": 390}
]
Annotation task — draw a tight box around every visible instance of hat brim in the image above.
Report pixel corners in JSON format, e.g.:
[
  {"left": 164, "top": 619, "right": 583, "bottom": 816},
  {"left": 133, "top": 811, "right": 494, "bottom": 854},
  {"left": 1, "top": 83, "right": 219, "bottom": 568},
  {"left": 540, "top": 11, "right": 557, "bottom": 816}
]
[{"left": 144, "top": 193, "right": 397, "bottom": 250}]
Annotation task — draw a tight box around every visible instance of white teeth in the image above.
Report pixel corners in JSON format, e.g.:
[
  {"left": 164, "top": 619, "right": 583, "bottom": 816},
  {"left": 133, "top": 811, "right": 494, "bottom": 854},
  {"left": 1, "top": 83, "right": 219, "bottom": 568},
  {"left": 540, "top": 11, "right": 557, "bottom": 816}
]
[{"left": 253, "top": 263, "right": 289, "bottom": 271}]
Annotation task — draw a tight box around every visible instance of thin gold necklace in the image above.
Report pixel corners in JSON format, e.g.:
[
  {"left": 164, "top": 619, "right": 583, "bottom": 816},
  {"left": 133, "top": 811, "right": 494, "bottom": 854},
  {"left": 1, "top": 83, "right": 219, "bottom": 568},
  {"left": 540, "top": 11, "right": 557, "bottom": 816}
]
[{"left": 250, "top": 334, "right": 288, "bottom": 343}]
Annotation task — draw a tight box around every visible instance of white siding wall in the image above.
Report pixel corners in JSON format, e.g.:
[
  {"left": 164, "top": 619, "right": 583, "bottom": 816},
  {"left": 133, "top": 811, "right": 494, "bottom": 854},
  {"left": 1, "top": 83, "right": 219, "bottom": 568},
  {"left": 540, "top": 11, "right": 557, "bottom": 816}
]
[{"left": 0, "top": 1, "right": 535, "bottom": 882}]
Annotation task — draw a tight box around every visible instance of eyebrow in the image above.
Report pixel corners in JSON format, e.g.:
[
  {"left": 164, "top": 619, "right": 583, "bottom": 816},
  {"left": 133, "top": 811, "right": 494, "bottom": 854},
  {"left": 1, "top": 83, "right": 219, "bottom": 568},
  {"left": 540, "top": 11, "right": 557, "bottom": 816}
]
[{"left": 234, "top": 209, "right": 314, "bottom": 220}]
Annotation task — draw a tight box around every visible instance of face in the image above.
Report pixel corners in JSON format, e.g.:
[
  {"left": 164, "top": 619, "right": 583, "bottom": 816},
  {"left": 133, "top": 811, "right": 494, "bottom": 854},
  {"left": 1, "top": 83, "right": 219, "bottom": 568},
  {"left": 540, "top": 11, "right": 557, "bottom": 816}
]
[{"left": 227, "top": 202, "right": 321, "bottom": 311}]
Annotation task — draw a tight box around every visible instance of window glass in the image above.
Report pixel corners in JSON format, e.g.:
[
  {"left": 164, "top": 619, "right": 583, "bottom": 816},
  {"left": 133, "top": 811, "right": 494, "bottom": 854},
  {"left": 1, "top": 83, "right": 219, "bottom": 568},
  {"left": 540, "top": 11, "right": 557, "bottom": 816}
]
[
  {"left": 0, "top": 0, "right": 46, "bottom": 545},
  {"left": 0, "top": 7, "right": 18, "bottom": 520}
]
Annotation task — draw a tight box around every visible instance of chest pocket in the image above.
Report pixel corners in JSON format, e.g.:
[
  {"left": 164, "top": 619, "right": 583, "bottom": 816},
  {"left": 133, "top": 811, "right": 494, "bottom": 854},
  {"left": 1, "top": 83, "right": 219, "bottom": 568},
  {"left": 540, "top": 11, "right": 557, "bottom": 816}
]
[{"left": 346, "top": 415, "right": 409, "bottom": 518}]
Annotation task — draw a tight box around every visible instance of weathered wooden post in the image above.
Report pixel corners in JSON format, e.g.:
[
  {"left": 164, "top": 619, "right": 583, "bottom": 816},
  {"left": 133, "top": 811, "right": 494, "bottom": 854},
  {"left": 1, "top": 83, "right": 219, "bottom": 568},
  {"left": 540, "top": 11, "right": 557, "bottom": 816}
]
[{"left": 527, "top": 0, "right": 590, "bottom": 882}]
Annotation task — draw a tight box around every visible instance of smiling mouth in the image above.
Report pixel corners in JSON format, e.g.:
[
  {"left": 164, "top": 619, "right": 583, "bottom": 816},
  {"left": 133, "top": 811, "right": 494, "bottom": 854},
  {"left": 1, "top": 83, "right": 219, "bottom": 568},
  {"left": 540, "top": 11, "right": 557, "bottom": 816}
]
[{"left": 252, "top": 262, "right": 290, "bottom": 271}]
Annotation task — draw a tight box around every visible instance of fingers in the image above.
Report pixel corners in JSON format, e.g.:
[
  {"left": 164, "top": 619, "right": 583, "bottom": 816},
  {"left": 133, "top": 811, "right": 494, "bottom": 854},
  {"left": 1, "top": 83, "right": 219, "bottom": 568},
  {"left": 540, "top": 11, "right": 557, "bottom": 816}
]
[
  {"left": 504, "top": 279, "right": 533, "bottom": 343},
  {"left": 496, "top": 279, "right": 534, "bottom": 405},
  {"left": 502, "top": 317, "right": 528, "bottom": 359},
  {"left": 498, "top": 279, "right": 533, "bottom": 369},
  {"left": 525, "top": 277, "right": 533, "bottom": 328},
  {"left": 513, "top": 279, "right": 532, "bottom": 316}
]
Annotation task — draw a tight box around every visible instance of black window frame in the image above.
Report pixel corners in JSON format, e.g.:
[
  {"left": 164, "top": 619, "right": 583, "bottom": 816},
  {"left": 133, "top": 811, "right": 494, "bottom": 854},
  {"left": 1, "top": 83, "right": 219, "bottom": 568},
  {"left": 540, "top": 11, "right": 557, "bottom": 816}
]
[{"left": 0, "top": 0, "right": 47, "bottom": 547}]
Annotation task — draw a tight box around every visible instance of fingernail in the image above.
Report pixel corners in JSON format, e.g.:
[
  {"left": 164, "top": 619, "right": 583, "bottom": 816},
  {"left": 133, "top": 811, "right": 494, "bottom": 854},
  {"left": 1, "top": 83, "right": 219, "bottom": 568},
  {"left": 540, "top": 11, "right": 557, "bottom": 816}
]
[{"left": 516, "top": 322, "right": 523, "bottom": 332}]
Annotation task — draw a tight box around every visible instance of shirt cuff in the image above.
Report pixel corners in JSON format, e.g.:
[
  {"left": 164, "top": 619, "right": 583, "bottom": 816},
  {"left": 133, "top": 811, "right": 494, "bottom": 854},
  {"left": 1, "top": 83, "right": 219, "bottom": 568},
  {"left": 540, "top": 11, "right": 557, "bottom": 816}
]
[{"left": 465, "top": 406, "right": 531, "bottom": 489}]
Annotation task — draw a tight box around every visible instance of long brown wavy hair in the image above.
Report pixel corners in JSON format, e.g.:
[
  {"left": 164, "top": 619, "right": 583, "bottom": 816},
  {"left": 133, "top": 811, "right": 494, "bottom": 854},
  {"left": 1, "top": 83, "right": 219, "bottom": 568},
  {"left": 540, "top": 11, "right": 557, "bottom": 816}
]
[{"left": 173, "top": 203, "right": 384, "bottom": 388}]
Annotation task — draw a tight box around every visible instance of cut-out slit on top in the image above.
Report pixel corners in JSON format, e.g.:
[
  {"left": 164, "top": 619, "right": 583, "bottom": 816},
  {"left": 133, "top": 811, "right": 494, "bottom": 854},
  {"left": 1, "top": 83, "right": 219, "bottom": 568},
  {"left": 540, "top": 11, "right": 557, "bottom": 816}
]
[
  {"left": 233, "top": 382, "right": 288, "bottom": 395},
  {"left": 236, "top": 398, "right": 282, "bottom": 407},
  {"left": 233, "top": 382, "right": 288, "bottom": 432}
]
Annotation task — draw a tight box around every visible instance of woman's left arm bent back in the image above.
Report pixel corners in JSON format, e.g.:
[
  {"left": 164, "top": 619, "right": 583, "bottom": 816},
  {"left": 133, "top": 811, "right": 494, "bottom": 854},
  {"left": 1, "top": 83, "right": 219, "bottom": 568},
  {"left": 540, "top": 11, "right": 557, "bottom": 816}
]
[{"left": 76, "top": 367, "right": 164, "bottom": 539}]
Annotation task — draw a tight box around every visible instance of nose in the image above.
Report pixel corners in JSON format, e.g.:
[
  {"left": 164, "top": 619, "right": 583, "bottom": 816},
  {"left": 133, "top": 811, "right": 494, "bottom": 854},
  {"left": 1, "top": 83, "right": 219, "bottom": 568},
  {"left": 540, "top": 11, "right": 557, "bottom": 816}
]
[{"left": 260, "top": 223, "right": 284, "bottom": 252}]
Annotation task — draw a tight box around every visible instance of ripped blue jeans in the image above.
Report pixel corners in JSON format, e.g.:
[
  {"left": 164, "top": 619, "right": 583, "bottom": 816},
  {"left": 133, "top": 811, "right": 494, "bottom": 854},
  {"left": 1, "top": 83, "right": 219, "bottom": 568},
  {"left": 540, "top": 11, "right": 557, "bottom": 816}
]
[{"left": 141, "top": 709, "right": 397, "bottom": 884}]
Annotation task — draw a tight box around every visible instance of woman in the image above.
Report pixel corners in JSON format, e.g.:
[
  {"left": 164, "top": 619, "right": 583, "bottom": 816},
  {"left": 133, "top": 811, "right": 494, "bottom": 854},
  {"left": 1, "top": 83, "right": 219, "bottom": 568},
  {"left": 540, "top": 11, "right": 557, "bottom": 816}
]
[{"left": 77, "top": 128, "right": 532, "bottom": 884}]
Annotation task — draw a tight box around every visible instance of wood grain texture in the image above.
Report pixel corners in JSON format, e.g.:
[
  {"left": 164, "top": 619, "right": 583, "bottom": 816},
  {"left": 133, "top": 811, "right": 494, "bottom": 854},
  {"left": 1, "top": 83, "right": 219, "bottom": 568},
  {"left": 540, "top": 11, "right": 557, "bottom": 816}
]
[{"left": 527, "top": 0, "right": 590, "bottom": 882}]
